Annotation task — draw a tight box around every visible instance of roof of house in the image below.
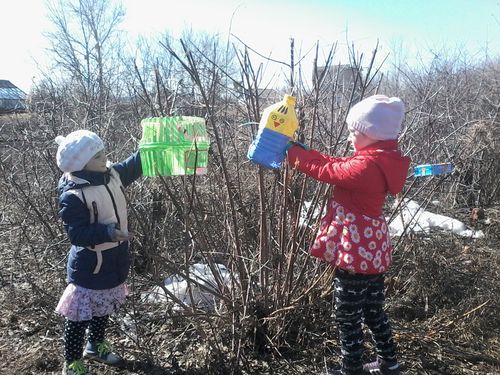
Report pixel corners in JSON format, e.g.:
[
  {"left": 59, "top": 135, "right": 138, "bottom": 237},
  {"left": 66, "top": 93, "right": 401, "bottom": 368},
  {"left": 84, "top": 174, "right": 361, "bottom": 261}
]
[{"left": 0, "top": 80, "right": 27, "bottom": 100}]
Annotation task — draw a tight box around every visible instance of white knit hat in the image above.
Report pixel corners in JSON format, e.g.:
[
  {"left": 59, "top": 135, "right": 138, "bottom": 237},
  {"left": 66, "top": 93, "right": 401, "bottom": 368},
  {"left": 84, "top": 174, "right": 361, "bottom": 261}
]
[
  {"left": 55, "top": 130, "right": 104, "bottom": 172},
  {"left": 346, "top": 95, "right": 405, "bottom": 140}
]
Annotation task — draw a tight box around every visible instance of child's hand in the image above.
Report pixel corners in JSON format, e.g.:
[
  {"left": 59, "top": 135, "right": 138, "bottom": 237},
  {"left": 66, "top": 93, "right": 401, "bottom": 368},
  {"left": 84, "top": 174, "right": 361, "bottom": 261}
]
[
  {"left": 285, "top": 141, "right": 310, "bottom": 152},
  {"left": 294, "top": 141, "right": 310, "bottom": 150},
  {"left": 115, "top": 229, "right": 133, "bottom": 241},
  {"left": 108, "top": 224, "right": 134, "bottom": 241},
  {"left": 284, "top": 141, "right": 295, "bottom": 154}
]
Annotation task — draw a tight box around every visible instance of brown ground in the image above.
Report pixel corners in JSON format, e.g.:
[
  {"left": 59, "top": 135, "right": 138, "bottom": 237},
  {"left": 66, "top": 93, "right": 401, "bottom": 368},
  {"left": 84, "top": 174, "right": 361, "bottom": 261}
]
[{"left": 1, "top": 210, "right": 499, "bottom": 375}]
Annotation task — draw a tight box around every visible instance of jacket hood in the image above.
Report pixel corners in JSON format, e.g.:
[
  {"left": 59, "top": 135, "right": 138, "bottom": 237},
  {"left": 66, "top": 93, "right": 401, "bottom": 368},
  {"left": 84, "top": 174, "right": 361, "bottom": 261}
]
[
  {"left": 357, "top": 140, "right": 411, "bottom": 195},
  {"left": 57, "top": 168, "right": 112, "bottom": 194}
]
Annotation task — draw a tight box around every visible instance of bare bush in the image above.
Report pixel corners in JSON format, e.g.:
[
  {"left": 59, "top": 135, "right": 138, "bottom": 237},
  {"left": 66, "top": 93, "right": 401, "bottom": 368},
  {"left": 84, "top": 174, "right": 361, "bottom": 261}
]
[{"left": 0, "top": 2, "right": 498, "bottom": 374}]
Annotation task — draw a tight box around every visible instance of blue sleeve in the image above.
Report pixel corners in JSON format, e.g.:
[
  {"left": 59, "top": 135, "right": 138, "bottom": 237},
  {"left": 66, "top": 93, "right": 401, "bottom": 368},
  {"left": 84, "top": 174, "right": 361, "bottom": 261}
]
[
  {"left": 112, "top": 151, "right": 142, "bottom": 188},
  {"left": 59, "top": 192, "right": 114, "bottom": 247}
]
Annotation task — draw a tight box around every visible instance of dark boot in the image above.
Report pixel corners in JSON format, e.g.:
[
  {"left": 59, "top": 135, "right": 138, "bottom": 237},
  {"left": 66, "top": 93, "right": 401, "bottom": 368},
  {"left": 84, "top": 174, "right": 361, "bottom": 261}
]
[{"left": 363, "top": 357, "right": 401, "bottom": 375}]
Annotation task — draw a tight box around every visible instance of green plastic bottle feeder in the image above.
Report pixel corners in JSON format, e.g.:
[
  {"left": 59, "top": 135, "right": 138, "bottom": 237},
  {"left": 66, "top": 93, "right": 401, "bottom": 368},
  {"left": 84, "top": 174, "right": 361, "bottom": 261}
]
[{"left": 139, "top": 116, "right": 209, "bottom": 176}]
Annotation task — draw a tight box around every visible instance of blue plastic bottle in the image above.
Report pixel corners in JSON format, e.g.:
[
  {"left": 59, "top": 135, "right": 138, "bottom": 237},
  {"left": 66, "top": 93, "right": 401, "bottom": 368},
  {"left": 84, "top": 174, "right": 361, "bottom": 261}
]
[
  {"left": 247, "top": 94, "right": 299, "bottom": 169},
  {"left": 414, "top": 163, "right": 454, "bottom": 177}
]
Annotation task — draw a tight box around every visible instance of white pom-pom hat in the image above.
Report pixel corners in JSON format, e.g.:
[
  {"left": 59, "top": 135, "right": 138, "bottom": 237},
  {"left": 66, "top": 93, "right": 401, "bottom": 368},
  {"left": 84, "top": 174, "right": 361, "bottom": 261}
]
[
  {"left": 55, "top": 130, "right": 104, "bottom": 172},
  {"left": 346, "top": 95, "right": 405, "bottom": 140}
]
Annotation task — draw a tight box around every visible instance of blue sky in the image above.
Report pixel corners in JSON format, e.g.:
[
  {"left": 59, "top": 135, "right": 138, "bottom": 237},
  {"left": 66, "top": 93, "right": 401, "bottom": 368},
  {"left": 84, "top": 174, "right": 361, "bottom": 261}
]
[{"left": 2, "top": 0, "right": 499, "bottom": 92}]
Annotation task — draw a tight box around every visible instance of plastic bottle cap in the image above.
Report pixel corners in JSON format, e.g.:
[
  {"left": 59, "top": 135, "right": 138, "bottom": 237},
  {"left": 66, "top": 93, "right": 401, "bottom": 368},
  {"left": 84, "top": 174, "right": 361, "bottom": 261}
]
[{"left": 284, "top": 95, "right": 296, "bottom": 106}]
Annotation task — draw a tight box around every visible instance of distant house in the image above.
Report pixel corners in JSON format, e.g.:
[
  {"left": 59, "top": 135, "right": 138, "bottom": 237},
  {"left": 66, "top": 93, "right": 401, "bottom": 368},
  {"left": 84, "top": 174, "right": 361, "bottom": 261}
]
[
  {"left": 257, "top": 88, "right": 283, "bottom": 109},
  {"left": 0, "top": 80, "right": 27, "bottom": 113},
  {"left": 313, "top": 65, "right": 358, "bottom": 91},
  {"left": 313, "top": 65, "right": 365, "bottom": 105}
]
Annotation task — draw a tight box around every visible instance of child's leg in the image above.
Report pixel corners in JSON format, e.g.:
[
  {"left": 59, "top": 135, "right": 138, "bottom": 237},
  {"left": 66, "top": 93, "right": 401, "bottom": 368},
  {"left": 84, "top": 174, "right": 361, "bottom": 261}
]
[
  {"left": 84, "top": 314, "right": 123, "bottom": 365},
  {"left": 64, "top": 319, "right": 90, "bottom": 363},
  {"left": 87, "top": 314, "right": 109, "bottom": 344},
  {"left": 362, "top": 274, "right": 398, "bottom": 363},
  {"left": 334, "top": 269, "right": 368, "bottom": 374}
]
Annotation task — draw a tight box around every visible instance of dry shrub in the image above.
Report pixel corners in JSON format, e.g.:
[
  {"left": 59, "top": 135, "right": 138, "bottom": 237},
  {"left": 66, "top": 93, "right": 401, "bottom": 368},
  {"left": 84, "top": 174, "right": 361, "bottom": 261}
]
[
  {"left": 455, "top": 120, "right": 500, "bottom": 207},
  {"left": 388, "top": 231, "right": 500, "bottom": 373}
]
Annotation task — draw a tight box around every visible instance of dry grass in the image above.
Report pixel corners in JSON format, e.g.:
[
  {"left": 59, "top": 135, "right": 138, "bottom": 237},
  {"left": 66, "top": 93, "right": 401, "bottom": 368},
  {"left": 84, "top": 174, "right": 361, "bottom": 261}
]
[{"left": 1, "top": 215, "right": 499, "bottom": 374}]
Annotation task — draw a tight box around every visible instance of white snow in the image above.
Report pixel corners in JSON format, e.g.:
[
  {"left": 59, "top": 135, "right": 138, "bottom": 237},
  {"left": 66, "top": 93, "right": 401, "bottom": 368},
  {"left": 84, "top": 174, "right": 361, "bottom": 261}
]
[
  {"left": 389, "top": 199, "right": 484, "bottom": 238},
  {"left": 144, "top": 263, "right": 235, "bottom": 311},
  {"left": 299, "top": 200, "right": 325, "bottom": 228}
]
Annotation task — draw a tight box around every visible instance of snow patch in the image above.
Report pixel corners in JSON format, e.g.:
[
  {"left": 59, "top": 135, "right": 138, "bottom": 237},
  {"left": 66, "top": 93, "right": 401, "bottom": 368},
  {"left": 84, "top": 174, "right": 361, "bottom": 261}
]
[
  {"left": 389, "top": 199, "right": 484, "bottom": 238},
  {"left": 144, "top": 263, "right": 235, "bottom": 311}
]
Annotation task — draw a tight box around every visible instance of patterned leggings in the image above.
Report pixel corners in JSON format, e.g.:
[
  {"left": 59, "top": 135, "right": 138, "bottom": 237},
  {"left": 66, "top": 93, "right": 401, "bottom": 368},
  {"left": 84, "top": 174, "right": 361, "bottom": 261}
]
[
  {"left": 64, "top": 315, "right": 109, "bottom": 363},
  {"left": 334, "top": 268, "right": 397, "bottom": 375}
]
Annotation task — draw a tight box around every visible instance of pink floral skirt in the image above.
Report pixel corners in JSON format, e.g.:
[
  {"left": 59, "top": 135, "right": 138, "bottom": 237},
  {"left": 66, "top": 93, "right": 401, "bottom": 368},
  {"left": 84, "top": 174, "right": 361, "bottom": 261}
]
[
  {"left": 310, "top": 199, "right": 393, "bottom": 274},
  {"left": 56, "top": 283, "right": 128, "bottom": 321}
]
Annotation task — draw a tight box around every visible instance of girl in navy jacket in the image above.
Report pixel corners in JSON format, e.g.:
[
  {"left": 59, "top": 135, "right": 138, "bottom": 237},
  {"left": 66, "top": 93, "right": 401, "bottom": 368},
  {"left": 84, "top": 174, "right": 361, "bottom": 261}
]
[{"left": 54, "top": 130, "right": 142, "bottom": 375}]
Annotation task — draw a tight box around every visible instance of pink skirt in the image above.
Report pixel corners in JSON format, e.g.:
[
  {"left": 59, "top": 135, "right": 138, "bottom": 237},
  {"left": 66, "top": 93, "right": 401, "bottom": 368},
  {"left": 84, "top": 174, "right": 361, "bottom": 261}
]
[
  {"left": 310, "top": 199, "right": 393, "bottom": 274},
  {"left": 56, "top": 283, "right": 128, "bottom": 321}
]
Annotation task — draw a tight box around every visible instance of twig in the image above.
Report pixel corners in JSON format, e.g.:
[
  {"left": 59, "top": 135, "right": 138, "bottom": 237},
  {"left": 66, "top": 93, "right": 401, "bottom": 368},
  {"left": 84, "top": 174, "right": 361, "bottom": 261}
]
[{"left": 444, "top": 300, "right": 490, "bottom": 327}]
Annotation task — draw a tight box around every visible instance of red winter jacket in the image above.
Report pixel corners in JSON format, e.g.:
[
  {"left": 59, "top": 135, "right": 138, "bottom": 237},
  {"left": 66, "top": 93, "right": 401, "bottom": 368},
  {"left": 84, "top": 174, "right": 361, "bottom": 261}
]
[{"left": 287, "top": 140, "right": 410, "bottom": 274}]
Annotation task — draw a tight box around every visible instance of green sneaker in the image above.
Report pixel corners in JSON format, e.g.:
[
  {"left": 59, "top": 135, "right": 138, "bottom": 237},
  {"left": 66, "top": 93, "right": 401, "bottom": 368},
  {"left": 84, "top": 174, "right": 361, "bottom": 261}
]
[
  {"left": 83, "top": 340, "right": 123, "bottom": 366},
  {"left": 63, "top": 360, "right": 92, "bottom": 375}
]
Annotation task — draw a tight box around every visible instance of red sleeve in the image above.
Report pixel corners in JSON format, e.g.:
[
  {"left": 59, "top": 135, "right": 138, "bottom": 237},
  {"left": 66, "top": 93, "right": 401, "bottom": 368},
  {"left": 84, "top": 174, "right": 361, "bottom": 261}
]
[{"left": 286, "top": 145, "right": 374, "bottom": 190}]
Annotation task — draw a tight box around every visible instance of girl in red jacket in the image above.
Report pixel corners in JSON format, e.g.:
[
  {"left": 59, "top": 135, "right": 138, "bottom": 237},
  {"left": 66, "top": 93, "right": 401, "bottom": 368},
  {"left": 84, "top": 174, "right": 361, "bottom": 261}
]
[{"left": 287, "top": 95, "right": 410, "bottom": 375}]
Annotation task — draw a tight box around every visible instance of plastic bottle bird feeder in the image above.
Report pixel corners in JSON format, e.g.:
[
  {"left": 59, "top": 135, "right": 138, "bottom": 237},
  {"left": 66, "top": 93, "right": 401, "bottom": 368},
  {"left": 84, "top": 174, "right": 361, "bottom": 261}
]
[
  {"left": 139, "top": 116, "right": 209, "bottom": 176},
  {"left": 247, "top": 94, "right": 299, "bottom": 169}
]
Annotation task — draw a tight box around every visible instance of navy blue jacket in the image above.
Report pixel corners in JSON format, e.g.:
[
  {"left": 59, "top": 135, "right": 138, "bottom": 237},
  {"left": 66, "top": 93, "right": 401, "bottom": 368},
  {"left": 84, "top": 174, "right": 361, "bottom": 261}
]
[{"left": 58, "top": 151, "right": 142, "bottom": 290}]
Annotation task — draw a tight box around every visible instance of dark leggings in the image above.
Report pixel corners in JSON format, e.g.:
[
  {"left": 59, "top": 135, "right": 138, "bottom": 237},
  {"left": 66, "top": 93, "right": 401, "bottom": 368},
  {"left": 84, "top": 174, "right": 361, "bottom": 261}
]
[
  {"left": 64, "top": 315, "right": 109, "bottom": 363},
  {"left": 334, "top": 268, "right": 397, "bottom": 374}
]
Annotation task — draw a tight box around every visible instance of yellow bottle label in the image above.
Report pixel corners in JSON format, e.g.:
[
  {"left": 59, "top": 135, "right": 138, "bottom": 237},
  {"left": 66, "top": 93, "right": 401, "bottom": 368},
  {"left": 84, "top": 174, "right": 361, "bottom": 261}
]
[{"left": 262, "top": 95, "right": 298, "bottom": 137}]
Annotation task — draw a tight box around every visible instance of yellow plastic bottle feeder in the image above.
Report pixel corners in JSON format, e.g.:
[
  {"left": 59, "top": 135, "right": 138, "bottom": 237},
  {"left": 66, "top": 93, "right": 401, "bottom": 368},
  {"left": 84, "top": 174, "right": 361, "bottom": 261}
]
[{"left": 139, "top": 116, "right": 209, "bottom": 176}]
